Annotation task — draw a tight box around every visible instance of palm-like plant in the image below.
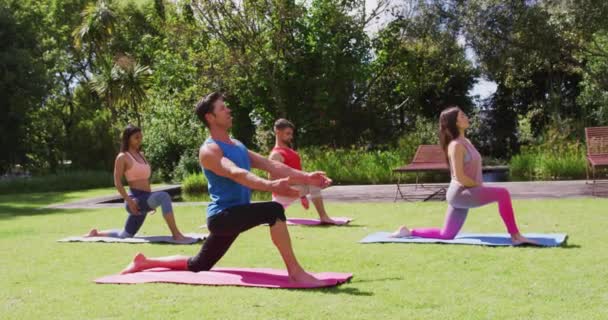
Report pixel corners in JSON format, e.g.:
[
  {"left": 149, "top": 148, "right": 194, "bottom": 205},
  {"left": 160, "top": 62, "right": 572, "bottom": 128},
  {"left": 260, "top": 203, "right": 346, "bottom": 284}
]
[
  {"left": 72, "top": 0, "right": 116, "bottom": 54},
  {"left": 89, "top": 56, "right": 120, "bottom": 119},
  {"left": 114, "top": 58, "right": 153, "bottom": 126},
  {"left": 90, "top": 55, "right": 152, "bottom": 126}
]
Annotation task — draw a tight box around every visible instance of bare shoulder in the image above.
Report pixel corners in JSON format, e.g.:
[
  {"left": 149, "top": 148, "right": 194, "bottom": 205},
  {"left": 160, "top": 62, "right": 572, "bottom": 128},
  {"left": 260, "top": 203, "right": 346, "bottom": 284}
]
[
  {"left": 269, "top": 150, "right": 284, "bottom": 161},
  {"left": 116, "top": 152, "right": 128, "bottom": 162},
  {"left": 199, "top": 142, "right": 223, "bottom": 160},
  {"left": 447, "top": 140, "right": 464, "bottom": 154}
]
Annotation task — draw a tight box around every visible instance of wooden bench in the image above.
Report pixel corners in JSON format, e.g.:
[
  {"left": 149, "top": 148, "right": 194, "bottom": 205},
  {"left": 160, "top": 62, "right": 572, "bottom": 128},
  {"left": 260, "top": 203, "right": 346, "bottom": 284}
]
[
  {"left": 393, "top": 145, "right": 511, "bottom": 201},
  {"left": 585, "top": 126, "right": 608, "bottom": 195},
  {"left": 392, "top": 145, "right": 449, "bottom": 201}
]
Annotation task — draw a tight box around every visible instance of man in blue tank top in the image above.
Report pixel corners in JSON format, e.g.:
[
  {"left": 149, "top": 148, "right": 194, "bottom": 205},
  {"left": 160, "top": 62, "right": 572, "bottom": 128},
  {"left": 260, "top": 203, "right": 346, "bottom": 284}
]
[{"left": 120, "top": 92, "right": 331, "bottom": 286}]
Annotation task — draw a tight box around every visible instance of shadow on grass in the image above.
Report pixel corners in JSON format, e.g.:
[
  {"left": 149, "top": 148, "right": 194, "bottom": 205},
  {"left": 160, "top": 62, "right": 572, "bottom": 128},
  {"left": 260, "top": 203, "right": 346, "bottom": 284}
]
[
  {"left": 0, "top": 204, "right": 87, "bottom": 220},
  {"left": 560, "top": 243, "right": 581, "bottom": 249},
  {"left": 351, "top": 276, "right": 404, "bottom": 284},
  {"left": 0, "top": 192, "right": 77, "bottom": 206},
  {"left": 0, "top": 190, "right": 119, "bottom": 220},
  {"left": 297, "top": 284, "right": 374, "bottom": 296},
  {"left": 289, "top": 277, "right": 407, "bottom": 296}
]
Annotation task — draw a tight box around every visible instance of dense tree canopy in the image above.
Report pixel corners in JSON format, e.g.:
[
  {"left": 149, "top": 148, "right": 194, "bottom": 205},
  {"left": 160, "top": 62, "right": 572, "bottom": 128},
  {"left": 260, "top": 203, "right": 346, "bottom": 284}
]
[{"left": 2, "top": 0, "right": 608, "bottom": 177}]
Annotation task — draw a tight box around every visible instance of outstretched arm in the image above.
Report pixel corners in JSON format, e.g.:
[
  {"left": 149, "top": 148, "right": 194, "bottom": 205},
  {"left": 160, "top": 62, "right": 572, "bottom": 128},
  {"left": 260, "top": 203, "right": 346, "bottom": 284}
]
[
  {"left": 268, "top": 151, "right": 284, "bottom": 180},
  {"left": 114, "top": 154, "right": 140, "bottom": 214},
  {"left": 250, "top": 150, "right": 331, "bottom": 188},
  {"left": 200, "top": 144, "right": 299, "bottom": 196}
]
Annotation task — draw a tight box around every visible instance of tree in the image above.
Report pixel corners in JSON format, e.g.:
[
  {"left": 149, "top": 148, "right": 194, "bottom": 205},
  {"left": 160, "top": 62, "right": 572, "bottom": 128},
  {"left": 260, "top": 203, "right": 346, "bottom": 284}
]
[
  {"left": 72, "top": 0, "right": 117, "bottom": 56},
  {"left": 189, "top": 0, "right": 374, "bottom": 147},
  {"left": 0, "top": 1, "right": 48, "bottom": 173},
  {"left": 366, "top": 2, "right": 477, "bottom": 144},
  {"left": 112, "top": 56, "right": 152, "bottom": 126},
  {"left": 578, "top": 32, "right": 608, "bottom": 125},
  {"left": 460, "top": 1, "right": 582, "bottom": 133}
]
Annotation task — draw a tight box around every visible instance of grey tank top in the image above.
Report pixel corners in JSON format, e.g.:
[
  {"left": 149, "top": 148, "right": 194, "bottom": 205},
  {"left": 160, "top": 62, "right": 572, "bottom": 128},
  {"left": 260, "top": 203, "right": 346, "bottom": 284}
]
[{"left": 449, "top": 138, "right": 483, "bottom": 185}]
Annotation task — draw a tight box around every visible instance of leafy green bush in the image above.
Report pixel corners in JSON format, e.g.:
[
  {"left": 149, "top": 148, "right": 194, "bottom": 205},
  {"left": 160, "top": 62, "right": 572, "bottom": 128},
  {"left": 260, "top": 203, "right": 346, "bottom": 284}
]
[
  {"left": 140, "top": 45, "right": 208, "bottom": 182},
  {"left": 300, "top": 147, "right": 448, "bottom": 185},
  {"left": 181, "top": 172, "right": 207, "bottom": 197},
  {"left": 181, "top": 172, "right": 270, "bottom": 201},
  {"left": 510, "top": 149, "right": 586, "bottom": 181},
  {"left": 300, "top": 148, "right": 398, "bottom": 184},
  {"left": 509, "top": 152, "right": 537, "bottom": 181},
  {"left": 172, "top": 151, "right": 201, "bottom": 182},
  {"left": 292, "top": 117, "right": 445, "bottom": 185},
  {"left": 509, "top": 123, "right": 586, "bottom": 181},
  {"left": 536, "top": 150, "right": 586, "bottom": 180},
  {"left": 142, "top": 100, "right": 206, "bottom": 182}
]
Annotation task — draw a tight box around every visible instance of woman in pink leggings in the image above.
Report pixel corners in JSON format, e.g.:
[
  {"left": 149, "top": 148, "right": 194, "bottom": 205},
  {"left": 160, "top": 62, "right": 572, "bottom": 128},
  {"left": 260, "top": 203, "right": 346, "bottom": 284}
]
[{"left": 391, "top": 106, "right": 537, "bottom": 245}]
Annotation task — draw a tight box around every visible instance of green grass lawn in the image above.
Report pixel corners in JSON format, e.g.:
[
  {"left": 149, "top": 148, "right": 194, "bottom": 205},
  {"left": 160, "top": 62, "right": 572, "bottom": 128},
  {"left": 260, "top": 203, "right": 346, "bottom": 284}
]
[{"left": 1, "top": 191, "right": 607, "bottom": 319}]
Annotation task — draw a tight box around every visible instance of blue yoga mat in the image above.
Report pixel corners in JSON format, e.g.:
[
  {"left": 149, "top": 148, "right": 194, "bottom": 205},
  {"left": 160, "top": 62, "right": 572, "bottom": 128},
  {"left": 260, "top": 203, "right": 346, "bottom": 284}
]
[{"left": 359, "top": 232, "right": 567, "bottom": 247}]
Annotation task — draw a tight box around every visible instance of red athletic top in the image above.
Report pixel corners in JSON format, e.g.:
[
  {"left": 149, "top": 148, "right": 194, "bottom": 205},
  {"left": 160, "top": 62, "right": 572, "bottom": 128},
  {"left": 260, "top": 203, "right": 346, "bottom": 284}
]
[{"left": 272, "top": 146, "right": 302, "bottom": 170}]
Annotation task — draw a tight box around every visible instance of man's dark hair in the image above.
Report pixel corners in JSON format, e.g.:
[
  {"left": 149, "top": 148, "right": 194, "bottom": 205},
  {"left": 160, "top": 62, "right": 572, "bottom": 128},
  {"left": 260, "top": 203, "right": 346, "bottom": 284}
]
[
  {"left": 195, "top": 92, "right": 224, "bottom": 127},
  {"left": 274, "top": 118, "right": 295, "bottom": 131}
]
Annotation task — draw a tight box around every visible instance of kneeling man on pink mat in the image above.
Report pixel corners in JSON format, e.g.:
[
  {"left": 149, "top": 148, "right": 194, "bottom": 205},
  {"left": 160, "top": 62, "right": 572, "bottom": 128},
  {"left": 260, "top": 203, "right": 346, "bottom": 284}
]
[{"left": 120, "top": 93, "right": 333, "bottom": 286}]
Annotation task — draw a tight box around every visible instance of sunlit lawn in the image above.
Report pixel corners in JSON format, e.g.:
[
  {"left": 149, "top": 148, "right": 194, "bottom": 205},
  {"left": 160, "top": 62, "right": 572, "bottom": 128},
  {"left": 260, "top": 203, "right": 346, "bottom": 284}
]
[{"left": 1, "top": 190, "right": 607, "bottom": 319}]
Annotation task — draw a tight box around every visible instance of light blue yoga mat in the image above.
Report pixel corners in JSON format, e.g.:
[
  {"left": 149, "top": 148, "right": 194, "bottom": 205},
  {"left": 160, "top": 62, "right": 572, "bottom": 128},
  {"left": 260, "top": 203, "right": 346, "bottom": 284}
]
[{"left": 359, "top": 232, "right": 567, "bottom": 247}]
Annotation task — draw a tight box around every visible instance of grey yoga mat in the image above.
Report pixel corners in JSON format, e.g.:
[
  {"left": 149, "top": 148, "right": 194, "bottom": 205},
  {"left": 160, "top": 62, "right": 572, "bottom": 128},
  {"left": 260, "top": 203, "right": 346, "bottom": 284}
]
[{"left": 58, "top": 233, "right": 207, "bottom": 244}]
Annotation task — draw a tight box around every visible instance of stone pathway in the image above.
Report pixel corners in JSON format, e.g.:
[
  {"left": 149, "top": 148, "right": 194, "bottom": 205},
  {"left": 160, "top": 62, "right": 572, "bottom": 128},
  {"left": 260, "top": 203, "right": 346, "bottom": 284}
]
[
  {"left": 45, "top": 180, "right": 607, "bottom": 210},
  {"left": 321, "top": 180, "right": 607, "bottom": 202}
]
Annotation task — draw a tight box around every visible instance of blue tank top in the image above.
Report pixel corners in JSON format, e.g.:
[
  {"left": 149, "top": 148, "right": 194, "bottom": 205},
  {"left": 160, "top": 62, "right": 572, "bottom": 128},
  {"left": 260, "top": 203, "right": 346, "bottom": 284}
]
[{"left": 203, "top": 138, "right": 252, "bottom": 217}]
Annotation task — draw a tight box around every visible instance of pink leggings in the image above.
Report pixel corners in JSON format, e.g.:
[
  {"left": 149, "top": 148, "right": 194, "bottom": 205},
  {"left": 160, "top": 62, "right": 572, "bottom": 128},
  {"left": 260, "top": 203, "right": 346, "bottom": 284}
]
[{"left": 411, "top": 184, "right": 520, "bottom": 239}]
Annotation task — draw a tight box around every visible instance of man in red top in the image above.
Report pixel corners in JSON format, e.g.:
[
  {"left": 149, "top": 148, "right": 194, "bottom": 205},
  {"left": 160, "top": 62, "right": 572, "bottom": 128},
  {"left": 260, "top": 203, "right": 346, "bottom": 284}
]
[{"left": 269, "top": 119, "right": 337, "bottom": 224}]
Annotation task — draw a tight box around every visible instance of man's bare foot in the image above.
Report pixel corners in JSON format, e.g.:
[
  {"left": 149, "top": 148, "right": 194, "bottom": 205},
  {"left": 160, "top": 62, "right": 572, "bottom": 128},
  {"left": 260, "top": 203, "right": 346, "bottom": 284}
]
[
  {"left": 319, "top": 216, "right": 338, "bottom": 225},
  {"left": 390, "top": 225, "right": 411, "bottom": 238},
  {"left": 85, "top": 229, "right": 99, "bottom": 237},
  {"left": 511, "top": 233, "right": 539, "bottom": 246},
  {"left": 172, "top": 233, "right": 188, "bottom": 242},
  {"left": 120, "top": 253, "right": 149, "bottom": 274},
  {"left": 288, "top": 270, "right": 327, "bottom": 287}
]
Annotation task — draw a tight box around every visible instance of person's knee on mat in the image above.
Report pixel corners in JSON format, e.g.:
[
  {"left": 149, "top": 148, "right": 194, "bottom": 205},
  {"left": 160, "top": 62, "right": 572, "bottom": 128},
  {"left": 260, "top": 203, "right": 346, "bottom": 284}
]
[
  {"left": 123, "top": 212, "right": 147, "bottom": 237},
  {"left": 186, "top": 257, "right": 213, "bottom": 272},
  {"left": 438, "top": 231, "right": 458, "bottom": 240},
  {"left": 117, "top": 230, "right": 134, "bottom": 238}
]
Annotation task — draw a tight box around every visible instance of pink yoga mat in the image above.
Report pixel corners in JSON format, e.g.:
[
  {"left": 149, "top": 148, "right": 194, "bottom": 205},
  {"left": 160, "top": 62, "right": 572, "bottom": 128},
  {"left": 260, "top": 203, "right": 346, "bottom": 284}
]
[
  {"left": 95, "top": 268, "right": 352, "bottom": 289},
  {"left": 286, "top": 217, "right": 352, "bottom": 226}
]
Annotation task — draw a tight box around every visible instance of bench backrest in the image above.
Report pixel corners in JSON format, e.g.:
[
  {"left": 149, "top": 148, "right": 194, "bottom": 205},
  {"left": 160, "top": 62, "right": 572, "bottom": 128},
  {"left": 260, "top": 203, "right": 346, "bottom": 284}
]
[
  {"left": 585, "top": 126, "right": 608, "bottom": 156},
  {"left": 412, "top": 145, "right": 448, "bottom": 165}
]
